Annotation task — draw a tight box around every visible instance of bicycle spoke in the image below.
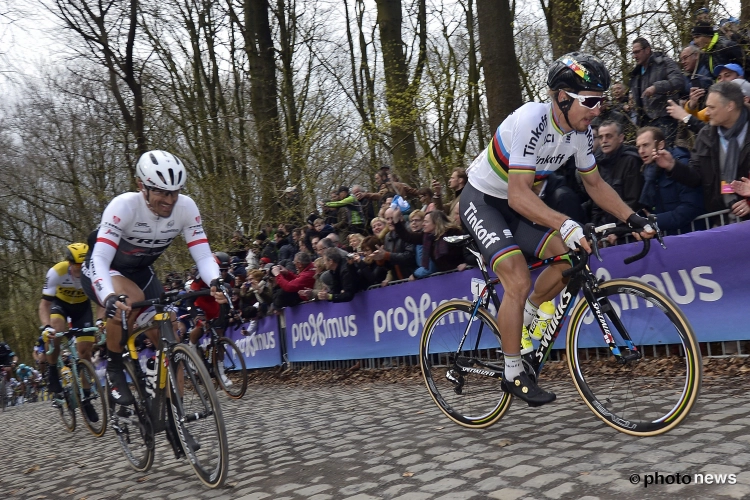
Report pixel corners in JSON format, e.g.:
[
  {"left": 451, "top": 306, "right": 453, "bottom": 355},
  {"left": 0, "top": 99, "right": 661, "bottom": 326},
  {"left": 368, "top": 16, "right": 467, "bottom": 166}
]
[
  {"left": 170, "top": 345, "right": 228, "bottom": 488},
  {"left": 421, "top": 300, "right": 512, "bottom": 429},
  {"left": 568, "top": 280, "right": 701, "bottom": 436}
]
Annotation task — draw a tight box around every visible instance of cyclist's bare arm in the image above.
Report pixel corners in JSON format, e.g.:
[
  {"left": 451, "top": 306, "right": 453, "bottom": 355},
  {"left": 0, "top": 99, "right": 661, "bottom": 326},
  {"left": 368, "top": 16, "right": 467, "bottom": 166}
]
[
  {"left": 38, "top": 299, "right": 52, "bottom": 327},
  {"left": 507, "top": 172, "right": 569, "bottom": 229},
  {"left": 580, "top": 169, "right": 655, "bottom": 239}
]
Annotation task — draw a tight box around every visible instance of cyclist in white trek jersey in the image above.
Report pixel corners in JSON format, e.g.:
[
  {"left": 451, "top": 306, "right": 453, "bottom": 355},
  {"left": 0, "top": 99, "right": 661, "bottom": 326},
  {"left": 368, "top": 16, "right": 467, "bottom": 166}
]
[
  {"left": 81, "top": 150, "right": 227, "bottom": 406},
  {"left": 460, "top": 53, "right": 655, "bottom": 406}
]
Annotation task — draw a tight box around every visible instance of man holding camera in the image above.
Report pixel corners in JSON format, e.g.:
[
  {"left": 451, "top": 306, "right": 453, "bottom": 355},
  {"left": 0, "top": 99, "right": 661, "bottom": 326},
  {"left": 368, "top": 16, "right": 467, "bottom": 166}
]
[{"left": 629, "top": 37, "right": 685, "bottom": 146}]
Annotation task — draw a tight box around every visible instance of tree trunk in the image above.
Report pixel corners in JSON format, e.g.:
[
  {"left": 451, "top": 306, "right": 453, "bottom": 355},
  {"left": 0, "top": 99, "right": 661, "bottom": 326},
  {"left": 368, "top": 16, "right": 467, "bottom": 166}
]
[
  {"left": 241, "top": 0, "right": 285, "bottom": 222},
  {"left": 375, "top": 0, "right": 420, "bottom": 187},
  {"left": 542, "top": 0, "right": 583, "bottom": 59},
  {"left": 476, "top": 0, "right": 523, "bottom": 131}
]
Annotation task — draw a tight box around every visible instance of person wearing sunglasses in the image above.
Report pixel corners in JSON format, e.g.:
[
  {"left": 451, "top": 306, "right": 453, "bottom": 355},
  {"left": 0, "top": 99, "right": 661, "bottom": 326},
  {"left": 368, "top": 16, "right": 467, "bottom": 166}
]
[
  {"left": 80, "top": 150, "right": 228, "bottom": 408},
  {"left": 460, "top": 52, "right": 656, "bottom": 407},
  {"left": 628, "top": 37, "right": 685, "bottom": 147}
]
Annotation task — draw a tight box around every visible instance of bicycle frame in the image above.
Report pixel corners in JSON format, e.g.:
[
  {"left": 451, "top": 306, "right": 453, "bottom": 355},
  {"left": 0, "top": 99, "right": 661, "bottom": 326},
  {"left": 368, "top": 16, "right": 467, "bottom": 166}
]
[
  {"left": 117, "top": 288, "right": 225, "bottom": 444},
  {"left": 48, "top": 327, "right": 101, "bottom": 404},
  {"left": 121, "top": 308, "right": 179, "bottom": 436},
  {"left": 458, "top": 223, "right": 657, "bottom": 378}
]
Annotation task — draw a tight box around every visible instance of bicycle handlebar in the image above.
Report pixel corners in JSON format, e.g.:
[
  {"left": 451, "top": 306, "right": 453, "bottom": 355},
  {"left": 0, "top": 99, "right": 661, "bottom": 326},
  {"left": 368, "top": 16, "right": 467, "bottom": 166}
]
[
  {"left": 118, "top": 284, "right": 233, "bottom": 347},
  {"left": 45, "top": 327, "right": 100, "bottom": 355},
  {"left": 561, "top": 215, "right": 665, "bottom": 278}
]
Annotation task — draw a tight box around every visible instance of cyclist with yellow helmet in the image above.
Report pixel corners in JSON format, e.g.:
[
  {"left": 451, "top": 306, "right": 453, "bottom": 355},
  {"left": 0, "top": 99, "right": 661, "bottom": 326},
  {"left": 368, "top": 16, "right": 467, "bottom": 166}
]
[{"left": 39, "top": 243, "right": 99, "bottom": 422}]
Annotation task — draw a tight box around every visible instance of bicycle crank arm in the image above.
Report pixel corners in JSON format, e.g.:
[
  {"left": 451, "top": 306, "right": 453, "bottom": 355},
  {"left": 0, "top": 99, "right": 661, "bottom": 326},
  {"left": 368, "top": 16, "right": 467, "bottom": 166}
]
[
  {"left": 455, "top": 357, "right": 503, "bottom": 379},
  {"left": 182, "top": 410, "right": 215, "bottom": 423}
]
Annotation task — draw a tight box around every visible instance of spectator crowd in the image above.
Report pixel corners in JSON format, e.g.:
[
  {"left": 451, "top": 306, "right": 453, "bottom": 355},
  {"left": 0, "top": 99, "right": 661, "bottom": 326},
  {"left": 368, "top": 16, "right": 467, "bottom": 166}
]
[{"left": 166, "top": 8, "right": 750, "bottom": 320}]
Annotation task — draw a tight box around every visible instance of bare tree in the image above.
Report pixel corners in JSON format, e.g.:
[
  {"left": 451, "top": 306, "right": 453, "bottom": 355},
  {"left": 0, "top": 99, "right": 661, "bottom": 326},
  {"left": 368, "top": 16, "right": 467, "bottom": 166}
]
[
  {"left": 476, "top": 0, "right": 523, "bottom": 130},
  {"left": 228, "top": 0, "right": 286, "bottom": 223},
  {"left": 375, "top": 0, "right": 427, "bottom": 187},
  {"left": 48, "top": 0, "right": 148, "bottom": 158}
]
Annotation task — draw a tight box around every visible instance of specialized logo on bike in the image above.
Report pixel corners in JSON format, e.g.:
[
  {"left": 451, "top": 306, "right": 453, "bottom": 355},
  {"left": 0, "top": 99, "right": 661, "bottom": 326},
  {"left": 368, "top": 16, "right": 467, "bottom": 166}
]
[
  {"left": 590, "top": 301, "right": 614, "bottom": 345},
  {"left": 535, "top": 289, "right": 573, "bottom": 362},
  {"left": 463, "top": 202, "right": 502, "bottom": 248}
]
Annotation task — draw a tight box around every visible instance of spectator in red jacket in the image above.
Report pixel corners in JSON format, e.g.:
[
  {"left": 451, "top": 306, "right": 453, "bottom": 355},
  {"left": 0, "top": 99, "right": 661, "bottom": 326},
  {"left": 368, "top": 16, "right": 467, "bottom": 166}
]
[{"left": 271, "top": 252, "right": 316, "bottom": 308}]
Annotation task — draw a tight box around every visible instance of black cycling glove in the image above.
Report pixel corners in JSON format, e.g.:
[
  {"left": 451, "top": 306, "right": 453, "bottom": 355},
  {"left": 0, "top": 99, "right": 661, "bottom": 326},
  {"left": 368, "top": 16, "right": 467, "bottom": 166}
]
[
  {"left": 626, "top": 213, "right": 655, "bottom": 233},
  {"left": 104, "top": 295, "right": 125, "bottom": 319}
]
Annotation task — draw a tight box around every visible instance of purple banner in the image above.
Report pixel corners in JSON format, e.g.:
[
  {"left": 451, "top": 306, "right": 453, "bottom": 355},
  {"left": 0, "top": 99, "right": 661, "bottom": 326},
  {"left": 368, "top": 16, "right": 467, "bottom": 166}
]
[
  {"left": 220, "top": 315, "right": 283, "bottom": 369},
  {"left": 283, "top": 223, "right": 750, "bottom": 361},
  {"left": 283, "top": 269, "right": 484, "bottom": 362},
  {"left": 589, "top": 222, "right": 747, "bottom": 342}
]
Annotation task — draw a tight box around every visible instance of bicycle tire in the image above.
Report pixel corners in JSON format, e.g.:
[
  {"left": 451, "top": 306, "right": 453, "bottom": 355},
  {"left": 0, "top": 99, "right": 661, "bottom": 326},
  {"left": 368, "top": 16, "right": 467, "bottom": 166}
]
[
  {"left": 420, "top": 299, "right": 512, "bottom": 429},
  {"left": 110, "top": 360, "right": 155, "bottom": 472},
  {"left": 169, "top": 344, "right": 229, "bottom": 488},
  {"left": 566, "top": 279, "right": 702, "bottom": 436},
  {"left": 76, "top": 359, "right": 108, "bottom": 437},
  {"left": 214, "top": 337, "right": 248, "bottom": 399}
]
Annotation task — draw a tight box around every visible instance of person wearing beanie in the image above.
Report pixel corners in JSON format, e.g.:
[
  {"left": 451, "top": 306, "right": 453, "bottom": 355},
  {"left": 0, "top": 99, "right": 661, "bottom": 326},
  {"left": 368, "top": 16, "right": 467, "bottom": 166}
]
[{"left": 692, "top": 21, "right": 744, "bottom": 76}]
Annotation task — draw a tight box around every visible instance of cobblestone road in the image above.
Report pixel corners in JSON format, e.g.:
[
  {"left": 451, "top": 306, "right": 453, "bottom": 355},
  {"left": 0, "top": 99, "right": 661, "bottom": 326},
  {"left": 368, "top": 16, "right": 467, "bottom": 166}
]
[{"left": 2, "top": 377, "right": 749, "bottom": 500}]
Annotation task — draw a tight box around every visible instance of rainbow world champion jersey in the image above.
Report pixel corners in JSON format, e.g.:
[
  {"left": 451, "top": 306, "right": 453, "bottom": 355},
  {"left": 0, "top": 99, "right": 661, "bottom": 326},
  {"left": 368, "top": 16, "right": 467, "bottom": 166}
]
[{"left": 467, "top": 102, "right": 598, "bottom": 199}]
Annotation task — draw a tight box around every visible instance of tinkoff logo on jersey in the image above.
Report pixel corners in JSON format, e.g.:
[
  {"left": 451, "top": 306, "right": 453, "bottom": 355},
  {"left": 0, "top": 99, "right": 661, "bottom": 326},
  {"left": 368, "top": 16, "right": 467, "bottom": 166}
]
[{"left": 463, "top": 202, "right": 501, "bottom": 248}]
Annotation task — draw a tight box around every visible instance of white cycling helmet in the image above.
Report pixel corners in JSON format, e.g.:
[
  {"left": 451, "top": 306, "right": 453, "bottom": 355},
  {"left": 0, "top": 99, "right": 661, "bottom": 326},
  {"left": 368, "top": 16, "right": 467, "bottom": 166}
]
[{"left": 136, "top": 150, "right": 187, "bottom": 191}]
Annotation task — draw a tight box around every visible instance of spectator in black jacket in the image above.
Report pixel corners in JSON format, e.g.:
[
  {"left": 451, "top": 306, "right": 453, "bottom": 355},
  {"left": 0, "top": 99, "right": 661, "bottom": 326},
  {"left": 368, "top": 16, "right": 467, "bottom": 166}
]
[
  {"left": 392, "top": 209, "right": 467, "bottom": 280},
  {"left": 629, "top": 37, "right": 686, "bottom": 146},
  {"left": 590, "top": 121, "right": 644, "bottom": 233},
  {"left": 351, "top": 236, "right": 388, "bottom": 289},
  {"left": 317, "top": 248, "right": 357, "bottom": 303},
  {"left": 666, "top": 82, "right": 750, "bottom": 221}
]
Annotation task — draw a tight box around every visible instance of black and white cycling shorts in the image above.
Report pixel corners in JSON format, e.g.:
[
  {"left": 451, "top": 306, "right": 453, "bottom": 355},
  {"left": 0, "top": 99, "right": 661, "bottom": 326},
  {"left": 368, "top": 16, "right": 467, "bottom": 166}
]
[
  {"left": 459, "top": 181, "right": 557, "bottom": 271},
  {"left": 81, "top": 265, "right": 164, "bottom": 307}
]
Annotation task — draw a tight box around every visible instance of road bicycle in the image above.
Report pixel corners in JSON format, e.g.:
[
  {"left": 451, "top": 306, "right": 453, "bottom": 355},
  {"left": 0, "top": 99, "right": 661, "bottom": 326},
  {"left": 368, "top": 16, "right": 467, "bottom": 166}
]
[
  {"left": 109, "top": 288, "right": 229, "bottom": 488},
  {"left": 420, "top": 220, "right": 702, "bottom": 437},
  {"left": 185, "top": 312, "right": 248, "bottom": 399},
  {"left": 47, "top": 327, "right": 108, "bottom": 437}
]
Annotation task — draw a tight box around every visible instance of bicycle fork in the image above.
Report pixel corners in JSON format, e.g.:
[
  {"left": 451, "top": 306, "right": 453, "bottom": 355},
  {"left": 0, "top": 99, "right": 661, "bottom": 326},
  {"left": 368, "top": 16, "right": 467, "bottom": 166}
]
[{"left": 583, "top": 285, "right": 641, "bottom": 363}]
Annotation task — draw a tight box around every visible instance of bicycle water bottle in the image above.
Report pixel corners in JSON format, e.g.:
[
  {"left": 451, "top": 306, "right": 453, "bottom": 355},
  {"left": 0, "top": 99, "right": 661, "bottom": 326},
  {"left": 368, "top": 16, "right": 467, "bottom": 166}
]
[
  {"left": 144, "top": 356, "right": 158, "bottom": 399},
  {"left": 61, "top": 366, "right": 72, "bottom": 388},
  {"left": 530, "top": 301, "right": 555, "bottom": 341}
]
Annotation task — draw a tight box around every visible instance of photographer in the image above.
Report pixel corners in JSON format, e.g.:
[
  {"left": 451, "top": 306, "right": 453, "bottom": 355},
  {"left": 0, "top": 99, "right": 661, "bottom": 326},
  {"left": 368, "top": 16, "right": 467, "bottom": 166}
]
[{"left": 348, "top": 236, "right": 387, "bottom": 290}]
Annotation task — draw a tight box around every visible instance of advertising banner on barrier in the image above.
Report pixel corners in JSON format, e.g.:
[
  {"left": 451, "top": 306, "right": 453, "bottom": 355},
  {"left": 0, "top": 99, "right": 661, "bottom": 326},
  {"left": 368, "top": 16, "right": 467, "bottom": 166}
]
[
  {"left": 221, "top": 315, "right": 283, "bottom": 369},
  {"left": 284, "top": 223, "right": 750, "bottom": 361},
  {"left": 284, "top": 269, "right": 484, "bottom": 362},
  {"left": 589, "top": 222, "right": 747, "bottom": 342}
]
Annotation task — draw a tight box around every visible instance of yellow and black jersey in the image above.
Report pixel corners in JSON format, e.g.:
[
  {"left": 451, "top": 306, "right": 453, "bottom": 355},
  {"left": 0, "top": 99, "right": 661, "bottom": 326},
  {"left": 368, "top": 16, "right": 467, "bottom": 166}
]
[{"left": 42, "top": 261, "right": 88, "bottom": 304}]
